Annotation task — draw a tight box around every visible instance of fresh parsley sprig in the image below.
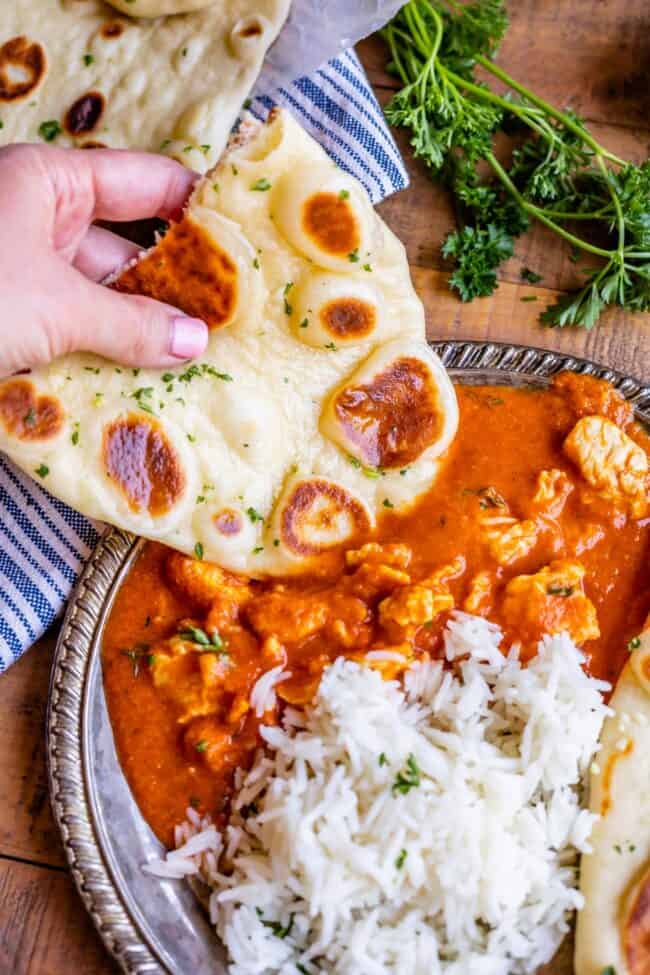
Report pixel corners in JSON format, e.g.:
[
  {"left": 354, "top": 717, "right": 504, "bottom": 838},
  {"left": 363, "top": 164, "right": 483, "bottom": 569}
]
[{"left": 382, "top": 0, "right": 650, "bottom": 328}]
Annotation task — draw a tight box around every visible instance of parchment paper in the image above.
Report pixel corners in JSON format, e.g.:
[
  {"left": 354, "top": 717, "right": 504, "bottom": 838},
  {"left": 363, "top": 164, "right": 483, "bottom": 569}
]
[{"left": 257, "top": 0, "right": 404, "bottom": 89}]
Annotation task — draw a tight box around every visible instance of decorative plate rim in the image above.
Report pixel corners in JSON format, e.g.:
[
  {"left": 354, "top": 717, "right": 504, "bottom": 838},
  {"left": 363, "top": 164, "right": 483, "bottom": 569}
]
[{"left": 46, "top": 340, "right": 650, "bottom": 975}]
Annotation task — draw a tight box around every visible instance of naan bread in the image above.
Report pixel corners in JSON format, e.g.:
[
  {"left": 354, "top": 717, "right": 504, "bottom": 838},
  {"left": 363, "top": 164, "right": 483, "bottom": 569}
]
[
  {"left": 575, "top": 619, "right": 650, "bottom": 975},
  {"left": 0, "top": 0, "right": 290, "bottom": 172},
  {"left": 0, "top": 110, "right": 458, "bottom": 576},
  {"left": 106, "top": 1, "right": 217, "bottom": 15}
]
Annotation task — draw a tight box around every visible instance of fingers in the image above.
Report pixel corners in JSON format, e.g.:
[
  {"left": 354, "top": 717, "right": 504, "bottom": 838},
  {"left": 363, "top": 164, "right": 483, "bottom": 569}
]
[
  {"left": 44, "top": 264, "right": 209, "bottom": 368},
  {"left": 0, "top": 144, "right": 197, "bottom": 255},
  {"left": 73, "top": 225, "right": 140, "bottom": 282},
  {"left": 79, "top": 148, "right": 198, "bottom": 223},
  {"left": 75, "top": 283, "right": 209, "bottom": 367}
]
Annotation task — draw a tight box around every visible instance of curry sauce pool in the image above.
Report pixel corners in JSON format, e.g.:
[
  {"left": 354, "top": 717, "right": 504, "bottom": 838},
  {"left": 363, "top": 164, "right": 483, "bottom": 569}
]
[{"left": 102, "top": 375, "right": 650, "bottom": 844}]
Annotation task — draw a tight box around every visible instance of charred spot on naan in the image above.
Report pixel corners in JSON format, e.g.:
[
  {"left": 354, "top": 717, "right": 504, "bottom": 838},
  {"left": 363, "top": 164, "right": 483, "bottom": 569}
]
[
  {"left": 0, "top": 37, "right": 46, "bottom": 102},
  {"left": 100, "top": 21, "right": 127, "bottom": 40},
  {"left": 64, "top": 92, "right": 105, "bottom": 137},
  {"left": 302, "top": 192, "right": 360, "bottom": 258},
  {"left": 102, "top": 414, "right": 186, "bottom": 517},
  {"left": 333, "top": 357, "right": 444, "bottom": 469},
  {"left": 623, "top": 862, "right": 650, "bottom": 975},
  {"left": 321, "top": 297, "right": 376, "bottom": 339},
  {"left": 0, "top": 379, "right": 63, "bottom": 441},
  {"left": 279, "top": 478, "right": 372, "bottom": 557},
  {"left": 213, "top": 508, "right": 244, "bottom": 537},
  {"left": 114, "top": 217, "right": 238, "bottom": 330}
]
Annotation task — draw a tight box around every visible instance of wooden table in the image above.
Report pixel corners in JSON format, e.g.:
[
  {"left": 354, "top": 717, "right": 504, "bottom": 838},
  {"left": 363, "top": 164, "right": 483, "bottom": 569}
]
[{"left": 2, "top": 2, "right": 649, "bottom": 970}]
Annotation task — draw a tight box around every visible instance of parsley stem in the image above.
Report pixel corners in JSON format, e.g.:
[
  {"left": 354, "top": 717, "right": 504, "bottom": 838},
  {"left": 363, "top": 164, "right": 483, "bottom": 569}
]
[
  {"left": 473, "top": 54, "right": 627, "bottom": 168},
  {"left": 596, "top": 154, "right": 626, "bottom": 278},
  {"left": 485, "top": 153, "right": 613, "bottom": 258}
]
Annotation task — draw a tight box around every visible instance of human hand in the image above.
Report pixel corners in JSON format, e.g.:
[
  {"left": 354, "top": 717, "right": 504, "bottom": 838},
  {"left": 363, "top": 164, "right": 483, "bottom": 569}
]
[{"left": 0, "top": 144, "right": 209, "bottom": 379}]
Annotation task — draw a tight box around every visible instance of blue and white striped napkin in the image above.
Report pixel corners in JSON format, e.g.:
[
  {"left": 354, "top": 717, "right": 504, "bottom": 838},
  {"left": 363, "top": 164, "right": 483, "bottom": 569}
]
[{"left": 0, "top": 49, "right": 408, "bottom": 669}]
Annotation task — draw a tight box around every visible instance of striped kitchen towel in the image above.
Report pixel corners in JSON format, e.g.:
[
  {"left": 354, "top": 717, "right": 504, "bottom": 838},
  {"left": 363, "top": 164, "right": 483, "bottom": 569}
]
[{"left": 0, "top": 48, "right": 408, "bottom": 669}]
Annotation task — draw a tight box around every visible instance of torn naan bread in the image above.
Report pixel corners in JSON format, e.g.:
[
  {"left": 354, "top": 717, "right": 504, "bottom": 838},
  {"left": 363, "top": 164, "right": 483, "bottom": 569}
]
[
  {"left": 575, "top": 619, "right": 650, "bottom": 975},
  {"left": 0, "top": 110, "right": 458, "bottom": 575},
  {"left": 0, "top": 0, "right": 290, "bottom": 172},
  {"left": 106, "top": 1, "right": 217, "bottom": 15}
]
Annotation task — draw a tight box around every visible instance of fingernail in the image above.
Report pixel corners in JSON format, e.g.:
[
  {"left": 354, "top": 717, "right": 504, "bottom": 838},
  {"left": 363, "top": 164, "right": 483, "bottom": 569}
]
[{"left": 169, "top": 316, "right": 208, "bottom": 359}]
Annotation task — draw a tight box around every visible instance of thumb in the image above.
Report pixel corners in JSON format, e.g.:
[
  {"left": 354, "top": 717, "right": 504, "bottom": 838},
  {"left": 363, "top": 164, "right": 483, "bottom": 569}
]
[{"left": 64, "top": 272, "right": 209, "bottom": 368}]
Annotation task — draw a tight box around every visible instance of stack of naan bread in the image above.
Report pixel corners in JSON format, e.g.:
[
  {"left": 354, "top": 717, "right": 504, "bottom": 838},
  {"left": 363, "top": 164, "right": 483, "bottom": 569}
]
[{"left": 0, "top": 0, "right": 291, "bottom": 171}]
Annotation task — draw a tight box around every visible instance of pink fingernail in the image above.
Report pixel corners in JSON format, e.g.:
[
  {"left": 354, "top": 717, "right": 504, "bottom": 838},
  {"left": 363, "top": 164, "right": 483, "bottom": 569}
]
[{"left": 169, "top": 316, "right": 208, "bottom": 359}]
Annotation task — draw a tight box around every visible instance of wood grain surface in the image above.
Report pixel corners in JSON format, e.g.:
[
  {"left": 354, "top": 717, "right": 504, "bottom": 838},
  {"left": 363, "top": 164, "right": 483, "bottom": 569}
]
[{"left": 2, "top": 2, "right": 650, "bottom": 971}]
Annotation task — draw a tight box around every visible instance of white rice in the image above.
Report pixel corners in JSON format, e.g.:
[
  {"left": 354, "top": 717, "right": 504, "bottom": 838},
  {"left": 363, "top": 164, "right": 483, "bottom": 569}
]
[
  {"left": 250, "top": 666, "right": 292, "bottom": 717},
  {"left": 144, "top": 613, "right": 610, "bottom": 974}
]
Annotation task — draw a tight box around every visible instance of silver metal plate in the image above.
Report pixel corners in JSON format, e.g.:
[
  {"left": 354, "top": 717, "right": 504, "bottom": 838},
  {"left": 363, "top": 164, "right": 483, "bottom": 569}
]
[{"left": 46, "top": 341, "right": 650, "bottom": 975}]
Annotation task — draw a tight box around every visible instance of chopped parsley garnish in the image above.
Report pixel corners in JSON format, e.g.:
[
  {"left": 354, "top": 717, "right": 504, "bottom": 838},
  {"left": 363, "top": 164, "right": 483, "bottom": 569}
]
[
  {"left": 253, "top": 256, "right": 260, "bottom": 269},
  {"left": 399, "top": 468, "right": 409, "bottom": 476},
  {"left": 520, "top": 267, "right": 542, "bottom": 284},
  {"left": 600, "top": 968, "right": 616, "bottom": 975},
  {"left": 83, "top": 54, "right": 94, "bottom": 66},
  {"left": 83, "top": 365, "right": 100, "bottom": 374},
  {"left": 194, "top": 740, "right": 208, "bottom": 753},
  {"left": 339, "top": 189, "right": 350, "bottom": 200},
  {"left": 246, "top": 506, "right": 264, "bottom": 524},
  {"left": 38, "top": 120, "right": 61, "bottom": 142},
  {"left": 187, "top": 433, "right": 196, "bottom": 443},
  {"left": 363, "top": 263, "right": 372, "bottom": 272},
  {"left": 382, "top": 498, "right": 394, "bottom": 509},
  {"left": 347, "top": 454, "right": 382, "bottom": 479},
  {"left": 378, "top": 752, "right": 388, "bottom": 766},
  {"left": 200, "top": 144, "right": 211, "bottom": 154},
  {"left": 252, "top": 546, "right": 264, "bottom": 554},
  {"left": 160, "top": 139, "right": 172, "bottom": 150},
  {"left": 628, "top": 636, "right": 641, "bottom": 651},
  {"left": 35, "top": 463, "right": 49, "bottom": 478},
  {"left": 231, "top": 164, "right": 239, "bottom": 175},
  {"left": 120, "top": 643, "right": 151, "bottom": 678},
  {"left": 23, "top": 408, "right": 36, "bottom": 427},
  {"left": 251, "top": 177, "right": 272, "bottom": 192},
  {"left": 132, "top": 368, "right": 141, "bottom": 377},
  {"left": 299, "top": 317, "right": 309, "bottom": 328},
  {"left": 189, "top": 796, "right": 201, "bottom": 810},
  {"left": 478, "top": 486, "right": 506, "bottom": 509},
  {"left": 273, "top": 538, "right": 280, "bottom": 547},
  {"left": 520, "top": 295, "right": 538, "bottom": 302},
  {"left": 256, "top": 909, "right": 295, "bottom": 939},
  {"left": 130, "top": 387, "right": 156, "bottom": 414},
  {"left": 178, "top": 362, "right": 233, "bottom": 384},
  {"left": 392, "top": 753, "right": 421, "bottom": 796},
  {"left": 282, "top": 284, "right": 293, "bottom": 313},
  {"left": 547, "top": 585, "right": 575, "bottom": 597},
  {"left": 194, "top": 541, "right": 204, "bottom": 560},
  {"left": 348, "top": 248, "right": 360, "bottom": 263},
  {"left": 71, "top": 422, "right": 80, "bottom": 446},
  {"left": 324, "top": 341, "right": 338, "bottom": 351},
  {"left": 179, "top": 625, "right": 226, "bottom": 652},
  {"left": 395, "top": 849, "right": 408, "bottom": 869}
]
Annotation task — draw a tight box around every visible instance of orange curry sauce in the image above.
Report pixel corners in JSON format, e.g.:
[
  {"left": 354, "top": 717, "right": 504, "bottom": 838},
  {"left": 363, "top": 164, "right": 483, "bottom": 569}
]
[{"left": 102, "top": 375, "right": 650, "bottom": 844}]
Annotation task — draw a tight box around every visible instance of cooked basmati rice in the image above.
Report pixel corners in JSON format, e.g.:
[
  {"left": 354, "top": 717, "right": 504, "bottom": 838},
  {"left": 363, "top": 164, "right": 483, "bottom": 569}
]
[
  {"left": 250, "top": 666, "right": 292, "bottom": 717},
  {"left": 144, "top": 613, "right": 610, "bottom": 974}
]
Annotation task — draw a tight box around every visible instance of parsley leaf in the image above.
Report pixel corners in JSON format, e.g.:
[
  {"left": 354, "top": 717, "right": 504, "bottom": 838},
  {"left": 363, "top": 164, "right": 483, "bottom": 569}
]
[
  {"left": 392, "top": 753, "right": 421, "bottom": 796},
  {"left": 382, "top": 0, "right": 650, "bottom": 330}
]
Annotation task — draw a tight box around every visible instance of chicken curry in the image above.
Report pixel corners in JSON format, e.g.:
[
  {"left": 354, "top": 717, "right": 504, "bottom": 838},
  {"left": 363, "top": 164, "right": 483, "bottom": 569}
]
[{"left": 102, "top": 373, "right": 650, "bottom": 844}]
